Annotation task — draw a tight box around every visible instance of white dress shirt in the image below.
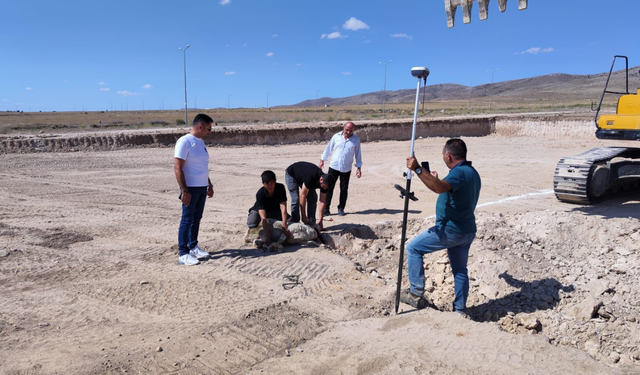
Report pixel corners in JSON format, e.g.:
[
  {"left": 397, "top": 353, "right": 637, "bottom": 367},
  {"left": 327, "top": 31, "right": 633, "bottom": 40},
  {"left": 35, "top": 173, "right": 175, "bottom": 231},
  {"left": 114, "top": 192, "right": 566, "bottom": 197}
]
[{"left": 321, "top": 132, "right": 363, "bottom": 173}]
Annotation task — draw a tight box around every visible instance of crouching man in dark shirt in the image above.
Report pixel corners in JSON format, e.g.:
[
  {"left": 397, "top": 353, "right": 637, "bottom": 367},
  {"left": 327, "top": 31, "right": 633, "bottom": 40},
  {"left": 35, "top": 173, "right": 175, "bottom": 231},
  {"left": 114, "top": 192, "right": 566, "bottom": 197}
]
[
  {"left": 247, "top": 170, "right": 291, "bottom": 245},
  {"left": 284, "top": 161, "right": 334, "bottom": 231}
]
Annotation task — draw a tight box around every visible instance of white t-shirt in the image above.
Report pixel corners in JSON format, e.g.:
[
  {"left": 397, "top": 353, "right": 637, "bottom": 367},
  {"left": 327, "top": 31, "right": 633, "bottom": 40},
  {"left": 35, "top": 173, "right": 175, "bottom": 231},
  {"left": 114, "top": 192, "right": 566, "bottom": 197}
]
[{"left": 174, "top": 134, "right": 209, "bottom": 187}]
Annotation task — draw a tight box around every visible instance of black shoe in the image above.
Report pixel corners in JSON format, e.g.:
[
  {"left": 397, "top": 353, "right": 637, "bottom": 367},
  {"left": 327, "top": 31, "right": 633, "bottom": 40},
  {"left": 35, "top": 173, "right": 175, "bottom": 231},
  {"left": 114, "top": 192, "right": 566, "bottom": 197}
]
[
  {"left": 323, "top": 209, "right": 331, "bottom": 216},
  {"left": 400, "top": 289, "right": 427, "bottom": 309},
  {"left": 337, "top": 208, "right": 346, "bottom": 216}
]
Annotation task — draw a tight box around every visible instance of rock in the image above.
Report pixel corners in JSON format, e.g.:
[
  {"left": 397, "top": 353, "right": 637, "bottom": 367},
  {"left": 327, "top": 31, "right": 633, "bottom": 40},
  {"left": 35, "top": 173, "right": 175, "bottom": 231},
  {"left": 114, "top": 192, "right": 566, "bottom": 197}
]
[
  {"left": 586, "top": 279, "right": 608, "bottom": 297},
  {"left": 541, "top": 294, "right": 554, "bottom": 304},
  {"left": 584, "top": 339, "right": 600, "bottom": 357},
  {"left": 156, "top": 347, "right": 163, "bottom": 352},
  {"left": 38, "top": 322, "right": 50, "bottom": 327},
  {"left": 140, "top": 281, "right": 150, "bottom": 285},
  {"left": 0, "top": 250, "right": 9, "bottom": 257},
  {"left": 479, "top": 285, "right": 498, "bottom": 298},
  {"left": 519, "top": 316, "right": 541, "bottom": 331},
  {"left": 609, "top": 352, "right": 621, "bottom": 363},
  {"left": 565, "top": 298, "right": 602, "bottom": 321},
  {"left": 609, "top": 263, "right": 628, "bottom": 274},
  {"left": 614, "top": 247, "right": 631, "bottom": 256}
]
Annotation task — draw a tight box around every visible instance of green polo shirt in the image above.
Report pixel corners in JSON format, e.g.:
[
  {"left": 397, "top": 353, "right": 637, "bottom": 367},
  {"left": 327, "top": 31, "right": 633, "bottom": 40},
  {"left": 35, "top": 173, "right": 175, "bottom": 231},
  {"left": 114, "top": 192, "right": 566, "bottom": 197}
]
[{"left": 435, "top": 161, "right": 481, "bottom": 234}]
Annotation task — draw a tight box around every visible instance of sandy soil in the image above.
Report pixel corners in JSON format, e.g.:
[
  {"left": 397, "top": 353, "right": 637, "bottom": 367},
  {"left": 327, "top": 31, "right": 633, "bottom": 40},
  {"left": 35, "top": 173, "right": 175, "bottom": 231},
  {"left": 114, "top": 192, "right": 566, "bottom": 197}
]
[{"left": 1, "top": 124, "right": 640, "bottom": 374}]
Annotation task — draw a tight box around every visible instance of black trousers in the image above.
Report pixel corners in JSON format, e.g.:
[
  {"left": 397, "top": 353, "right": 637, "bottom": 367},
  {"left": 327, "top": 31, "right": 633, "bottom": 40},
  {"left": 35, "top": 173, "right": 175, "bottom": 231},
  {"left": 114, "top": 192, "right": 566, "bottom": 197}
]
[{"left": 326, "top": 167, "right": 352, "bottom": 210}]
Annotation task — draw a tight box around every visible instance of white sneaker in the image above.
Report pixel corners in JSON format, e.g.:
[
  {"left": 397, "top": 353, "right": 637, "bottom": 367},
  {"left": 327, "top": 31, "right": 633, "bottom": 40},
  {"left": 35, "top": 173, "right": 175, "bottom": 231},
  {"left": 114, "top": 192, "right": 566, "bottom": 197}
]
[
  {"left": 178, "top": 254, "right": 200, "bottom": 266},
  {"left": 189, "top": 245, "right": 210, "bottom": 259}
]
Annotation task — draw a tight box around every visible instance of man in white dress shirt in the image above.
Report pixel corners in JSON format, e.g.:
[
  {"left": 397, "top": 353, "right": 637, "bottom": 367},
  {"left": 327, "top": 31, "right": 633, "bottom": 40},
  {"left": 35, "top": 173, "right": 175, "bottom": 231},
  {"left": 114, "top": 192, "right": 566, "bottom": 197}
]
[{"left": 318, "top": 121, "right": 363, "bottom": 216}]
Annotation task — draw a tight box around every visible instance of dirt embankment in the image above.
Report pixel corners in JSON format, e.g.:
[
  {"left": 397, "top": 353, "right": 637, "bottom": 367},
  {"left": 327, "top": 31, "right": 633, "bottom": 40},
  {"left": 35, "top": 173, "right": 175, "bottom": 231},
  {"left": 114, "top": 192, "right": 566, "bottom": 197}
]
[{"left": 0, "top": 112, "right": 595, "bottom": 154}]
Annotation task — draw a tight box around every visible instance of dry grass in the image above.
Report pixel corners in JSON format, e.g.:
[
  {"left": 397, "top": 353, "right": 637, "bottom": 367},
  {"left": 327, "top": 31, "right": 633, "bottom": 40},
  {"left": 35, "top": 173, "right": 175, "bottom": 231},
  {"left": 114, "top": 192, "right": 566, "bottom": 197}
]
[{"left": 0, "top": 97, "right": 611, "bottom": 135}]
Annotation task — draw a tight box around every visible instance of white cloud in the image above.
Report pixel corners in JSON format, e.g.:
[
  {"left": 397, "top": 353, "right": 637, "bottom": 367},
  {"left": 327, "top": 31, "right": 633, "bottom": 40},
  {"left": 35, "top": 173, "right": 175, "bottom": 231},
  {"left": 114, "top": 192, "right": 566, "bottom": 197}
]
[
  {"left": 117, "top": 90, "right": 142, "bottom": 97},
  {"left": 516, "top": 47, "right": 554, "bottom": 55},
  {"left": 225, "top": 71, "right": 236, "bottom": 75},
  {"left": 243, "top": 43, "right": 247, "bottom": 47},
  {"left": 219, "top": 0, "right": 230, "bottom": 5},
  {"left": 99, "top": 88, "right": 111, "bottom": 91},
  {"left": 141, "top": 84, "right": 153, "bottom": 89},
  {"left": 342, "top": 71, "right": 352, "bottom": 75},
  {"left": 391, "top": 33, "right": 413, "bottom": 40},
  {"left": 99, "top": 81, "right": 107, "bottom": 85},
  {"left": 1, "top": 98, "right": 8, "bottom": 102},
  {"left": 321, "top": 32, "right": 346, "bottom": 39},
  {"left": 266, "top": 52, "right": 274, "bottom": 57},
  {"left": 343, "top": 17, "right": 369, "bottom": 31},
  {"left": 25, "top": 87, "right": 32, "bottom": 91},
  {"left": 296, "top": 63, "right": 301, "bottom": 66},
  {"left": 272, "top": 34, "right": 279, "bottom": 38},
  {"left": 225, "top": 44, "right": 230, "bottom": 48}
]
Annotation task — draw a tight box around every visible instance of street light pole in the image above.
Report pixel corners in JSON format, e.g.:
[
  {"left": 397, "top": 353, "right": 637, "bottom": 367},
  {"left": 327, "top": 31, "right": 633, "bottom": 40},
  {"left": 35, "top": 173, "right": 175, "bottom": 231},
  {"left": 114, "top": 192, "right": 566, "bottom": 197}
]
[
  {"left": 487, "top": 68, "right": 499, "bottom": 111},
  {"left": 179, "top": 45, "right": 190, "bottom": 125},
  {"left": 379, "top": 60, "right": 393, "bottom": 118}
]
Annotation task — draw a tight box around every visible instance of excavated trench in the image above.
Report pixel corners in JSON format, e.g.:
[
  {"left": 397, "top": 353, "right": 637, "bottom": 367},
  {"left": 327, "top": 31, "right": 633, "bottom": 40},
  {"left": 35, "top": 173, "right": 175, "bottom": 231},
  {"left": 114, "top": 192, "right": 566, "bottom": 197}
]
[{"left": 0, "top": 113, "right": 596, "bottom": 154}]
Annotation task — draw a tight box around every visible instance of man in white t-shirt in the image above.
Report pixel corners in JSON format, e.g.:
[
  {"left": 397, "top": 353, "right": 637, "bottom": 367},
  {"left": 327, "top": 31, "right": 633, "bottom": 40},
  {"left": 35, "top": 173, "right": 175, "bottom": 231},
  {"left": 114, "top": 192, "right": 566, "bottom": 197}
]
[{"left": 174, "top": 114, "right": 215, "bottom": 265}]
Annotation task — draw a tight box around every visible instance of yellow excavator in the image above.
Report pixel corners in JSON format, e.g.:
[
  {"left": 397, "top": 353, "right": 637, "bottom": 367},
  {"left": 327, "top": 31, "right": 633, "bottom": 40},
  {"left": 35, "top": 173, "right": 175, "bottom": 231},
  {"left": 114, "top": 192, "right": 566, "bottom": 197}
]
[
  {"left": 553, "top": 56, "right": 640, "bottom": 204},
  {"left": 442, "top": 1, "right": 640, "bottom": 204}
]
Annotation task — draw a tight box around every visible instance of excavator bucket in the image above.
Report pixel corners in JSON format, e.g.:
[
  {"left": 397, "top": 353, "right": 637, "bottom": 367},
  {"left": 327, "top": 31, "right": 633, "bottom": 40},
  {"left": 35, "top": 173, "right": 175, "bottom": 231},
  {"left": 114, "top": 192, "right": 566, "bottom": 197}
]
[{"left": 444, "top": 0, "right": 528, "bottom": 27}]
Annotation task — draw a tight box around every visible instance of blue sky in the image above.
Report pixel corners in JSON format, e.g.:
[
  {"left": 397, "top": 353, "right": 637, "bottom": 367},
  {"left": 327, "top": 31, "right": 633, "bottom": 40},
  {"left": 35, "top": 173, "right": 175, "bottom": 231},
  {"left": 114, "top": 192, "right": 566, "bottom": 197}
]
[{"left": 2, "top": 0, "right": 638, "bottom": 112}]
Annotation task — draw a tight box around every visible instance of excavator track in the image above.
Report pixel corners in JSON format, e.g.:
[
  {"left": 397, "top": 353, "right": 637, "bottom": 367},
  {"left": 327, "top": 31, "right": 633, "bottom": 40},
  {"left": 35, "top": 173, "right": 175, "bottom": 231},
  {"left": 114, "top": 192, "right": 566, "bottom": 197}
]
[{"left": 553, "top": 147, "right": 639, "bottom": 204}]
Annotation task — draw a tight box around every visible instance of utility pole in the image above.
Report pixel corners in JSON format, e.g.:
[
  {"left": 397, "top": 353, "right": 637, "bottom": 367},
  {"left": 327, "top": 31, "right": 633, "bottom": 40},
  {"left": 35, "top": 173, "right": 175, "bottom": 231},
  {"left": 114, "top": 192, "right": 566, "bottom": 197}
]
[
  {"left": 487, "top": 69, "right": 499, "bottom": 111},
  {"left": 379, "top": 60, "right": 393, "bottom": 118},
  {"left": 179, "top": 45, "right": 190, "bottom": 124}
]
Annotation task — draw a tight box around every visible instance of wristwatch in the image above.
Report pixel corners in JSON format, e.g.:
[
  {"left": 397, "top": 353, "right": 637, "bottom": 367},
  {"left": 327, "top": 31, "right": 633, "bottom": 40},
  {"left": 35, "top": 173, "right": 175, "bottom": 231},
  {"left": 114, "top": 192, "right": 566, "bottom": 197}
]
[{"left": 415, "top": 167, "right": 423, "bottom": 176}]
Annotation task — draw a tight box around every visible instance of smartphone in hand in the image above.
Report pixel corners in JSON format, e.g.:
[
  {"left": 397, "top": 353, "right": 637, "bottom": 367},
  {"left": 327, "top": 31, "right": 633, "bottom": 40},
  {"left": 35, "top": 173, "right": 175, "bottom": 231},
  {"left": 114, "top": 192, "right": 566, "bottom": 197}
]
[{"left": 421, "top": 161, "right": 430, "bottom": 173}]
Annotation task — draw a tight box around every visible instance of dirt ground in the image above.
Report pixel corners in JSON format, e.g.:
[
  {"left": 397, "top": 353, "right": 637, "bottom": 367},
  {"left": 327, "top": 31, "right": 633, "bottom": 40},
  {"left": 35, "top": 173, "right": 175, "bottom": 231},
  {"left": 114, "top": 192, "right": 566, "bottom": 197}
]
[{"left": 1, "top": 122, "right": 640, "bottom": 374}]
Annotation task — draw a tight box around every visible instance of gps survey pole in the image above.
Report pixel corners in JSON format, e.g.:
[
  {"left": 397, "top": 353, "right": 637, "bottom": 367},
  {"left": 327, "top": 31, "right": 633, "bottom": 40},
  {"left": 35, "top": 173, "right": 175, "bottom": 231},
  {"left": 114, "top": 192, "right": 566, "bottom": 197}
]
[{"left": 394, "top": 67, "right": 430, "bottom": 314}]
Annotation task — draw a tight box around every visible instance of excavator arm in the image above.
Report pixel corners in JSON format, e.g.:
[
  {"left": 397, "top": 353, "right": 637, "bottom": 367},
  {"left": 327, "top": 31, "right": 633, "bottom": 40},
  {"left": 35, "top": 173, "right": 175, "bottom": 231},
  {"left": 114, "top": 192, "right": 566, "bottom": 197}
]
[{"left": 444, "top": 0, "right": 528, "bottom": 27}]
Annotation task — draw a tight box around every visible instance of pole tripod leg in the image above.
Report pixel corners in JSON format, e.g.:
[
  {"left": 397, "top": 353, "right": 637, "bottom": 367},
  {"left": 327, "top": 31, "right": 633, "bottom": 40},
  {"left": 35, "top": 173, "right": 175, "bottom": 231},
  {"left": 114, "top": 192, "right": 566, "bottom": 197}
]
[{"left": 394, "top": 178, "right": 412, "bottom": 314}]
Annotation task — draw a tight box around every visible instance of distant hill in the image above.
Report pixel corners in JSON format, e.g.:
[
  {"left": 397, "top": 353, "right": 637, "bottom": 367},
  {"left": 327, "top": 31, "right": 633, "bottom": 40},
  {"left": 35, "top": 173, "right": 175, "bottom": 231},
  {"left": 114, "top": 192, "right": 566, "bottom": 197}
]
[{"left": 290, "top": 66, "right": 640, "bottom": 107}]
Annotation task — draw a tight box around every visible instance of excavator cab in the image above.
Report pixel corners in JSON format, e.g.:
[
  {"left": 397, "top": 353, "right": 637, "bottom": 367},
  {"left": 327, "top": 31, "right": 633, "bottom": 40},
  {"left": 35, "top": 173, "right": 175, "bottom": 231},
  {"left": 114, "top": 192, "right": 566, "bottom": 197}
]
[{"left": 594, "top": 55, "right": 640, "bottom": 140}]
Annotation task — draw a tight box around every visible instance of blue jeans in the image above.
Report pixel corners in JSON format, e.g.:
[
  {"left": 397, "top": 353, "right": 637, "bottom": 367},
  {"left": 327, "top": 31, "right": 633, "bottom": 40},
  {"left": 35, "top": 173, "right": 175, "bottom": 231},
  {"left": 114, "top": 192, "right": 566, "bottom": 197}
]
[
  {"left": 406, "top": 225, "right": 476, "bottom": 312},
  {"left": 285, "top": 172, "right": 317, "bottom": 224},
  {"left": 178, "top": 186, "right": 208, "bottom": 256}
]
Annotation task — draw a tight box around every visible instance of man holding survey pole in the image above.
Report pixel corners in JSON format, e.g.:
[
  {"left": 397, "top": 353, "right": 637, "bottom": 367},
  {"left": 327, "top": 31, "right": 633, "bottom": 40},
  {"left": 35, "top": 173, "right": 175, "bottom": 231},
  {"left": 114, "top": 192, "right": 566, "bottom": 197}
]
[{"left": 401, "top": 138, "right": 481, "bottom": 315}]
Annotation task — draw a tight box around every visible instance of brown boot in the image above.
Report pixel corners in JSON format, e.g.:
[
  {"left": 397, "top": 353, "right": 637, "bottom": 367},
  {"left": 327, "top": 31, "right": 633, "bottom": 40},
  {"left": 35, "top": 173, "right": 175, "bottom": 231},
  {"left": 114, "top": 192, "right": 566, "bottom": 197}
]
[{"left": 400, "top": 289, "right": 427, "bottom": 309}]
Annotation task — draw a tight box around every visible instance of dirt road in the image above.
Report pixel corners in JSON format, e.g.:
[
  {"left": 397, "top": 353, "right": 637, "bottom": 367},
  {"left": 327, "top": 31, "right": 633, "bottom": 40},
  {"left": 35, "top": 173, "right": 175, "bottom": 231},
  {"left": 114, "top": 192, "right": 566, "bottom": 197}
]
[{"left": 1, "top": 125, "right": 639, "bottom": 374}]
